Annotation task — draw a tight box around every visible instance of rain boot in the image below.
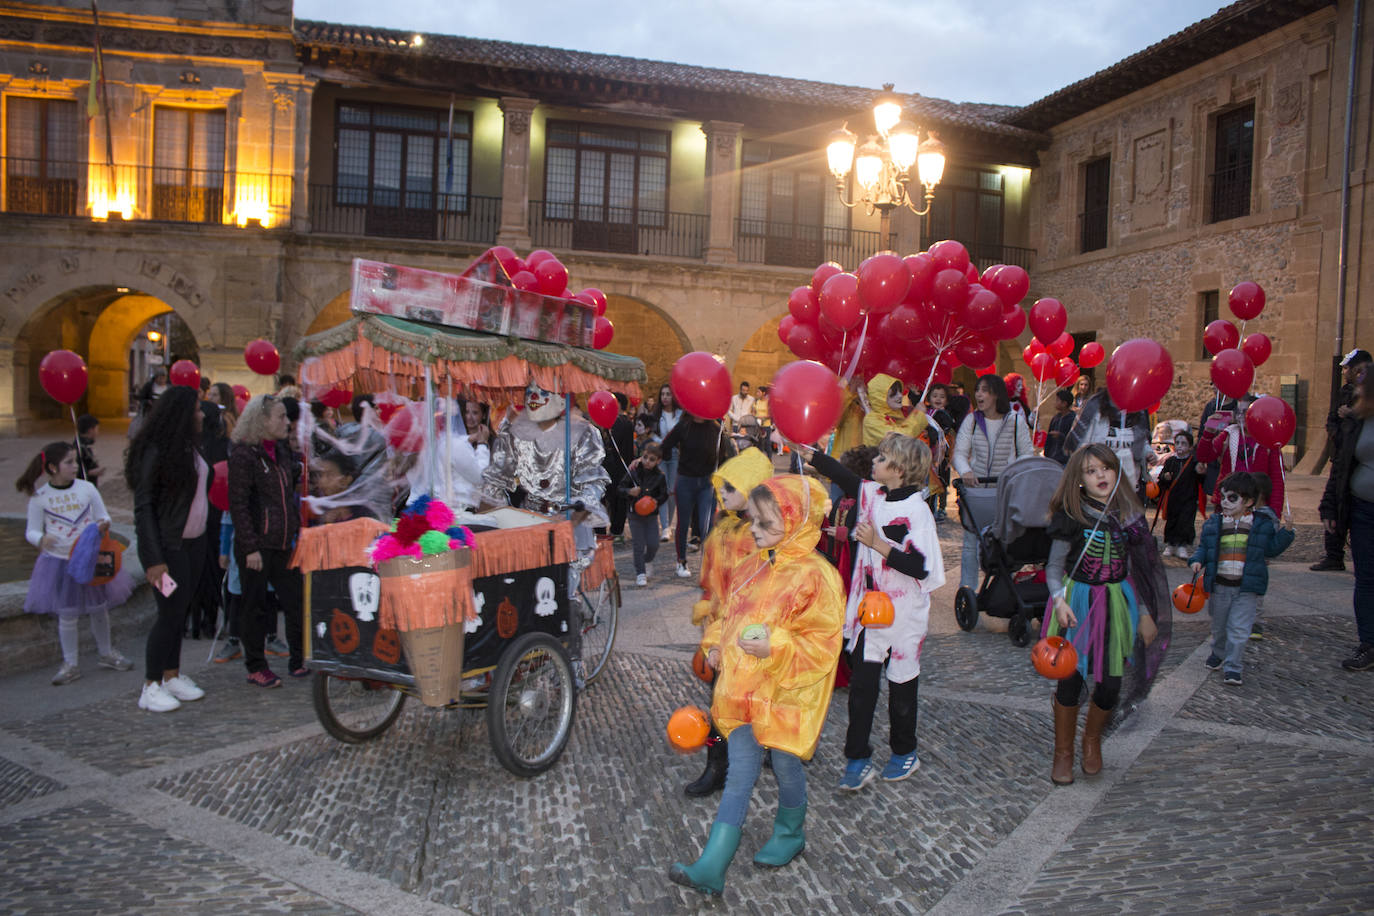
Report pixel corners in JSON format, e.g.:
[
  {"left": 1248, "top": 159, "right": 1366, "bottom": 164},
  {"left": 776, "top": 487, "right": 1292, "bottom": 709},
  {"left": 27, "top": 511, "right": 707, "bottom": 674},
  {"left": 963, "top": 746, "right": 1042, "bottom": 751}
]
[
  {"left": 684, "top": 732, "right": 728, "bottom": 797},
  {"left": 1052, "top": 699, "right": 1078, "bottom": 786},
  {"left": 669, "top": 821, "right": 741, "bottom": 896},
  {"left": 1081, "top": 702, "right": 1111, "bottom": 776},
  {"left": 753, "top": 803, "right": 806, "bottom": 867}
]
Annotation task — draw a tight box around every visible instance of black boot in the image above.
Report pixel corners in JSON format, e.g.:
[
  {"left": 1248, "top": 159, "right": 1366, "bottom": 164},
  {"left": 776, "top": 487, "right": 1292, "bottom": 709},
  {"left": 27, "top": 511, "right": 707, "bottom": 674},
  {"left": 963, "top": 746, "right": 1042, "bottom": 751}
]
[{"left": 685, "top": 732, "right": 728, "bottom": 797}]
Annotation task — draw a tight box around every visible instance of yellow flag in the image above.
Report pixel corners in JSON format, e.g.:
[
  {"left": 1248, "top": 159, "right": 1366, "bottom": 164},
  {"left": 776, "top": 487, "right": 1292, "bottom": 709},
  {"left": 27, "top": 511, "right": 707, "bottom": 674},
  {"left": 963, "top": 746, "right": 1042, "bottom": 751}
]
[{"left": 86, "top": 57, "right": 100, "bottom": 119}]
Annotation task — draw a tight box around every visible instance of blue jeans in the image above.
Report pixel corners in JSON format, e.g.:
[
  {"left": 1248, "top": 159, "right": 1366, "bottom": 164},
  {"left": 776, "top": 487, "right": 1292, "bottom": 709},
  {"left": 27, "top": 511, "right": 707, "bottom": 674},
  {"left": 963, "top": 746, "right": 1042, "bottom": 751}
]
[
  {"left": 716, "top": 725, "right": 806, "bottom": 828},
  {"left": 1351, "top": 497, "right": 1374, "bottom": 644},
  {"left": 675, "top": 474, "right": 715, "bottom": 564},
  {"left": 1209, "top": 584, "right": 1258, "bottom": 674},
  {"left": 627, "top": 514, "right": 659, "bottom": 575}
]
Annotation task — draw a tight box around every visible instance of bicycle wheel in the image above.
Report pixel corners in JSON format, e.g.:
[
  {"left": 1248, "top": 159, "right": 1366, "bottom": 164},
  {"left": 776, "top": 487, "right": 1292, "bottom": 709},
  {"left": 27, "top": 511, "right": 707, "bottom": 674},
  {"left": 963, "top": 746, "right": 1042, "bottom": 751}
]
[
  {"left": 313, "top": 673, "right": 406, "bottom": 744},
  {"left": 579, "top": 574, "right": 619, "bottom": 683},
  {"left": 487, "top": 632, "right": 577, "bottom": 777}
]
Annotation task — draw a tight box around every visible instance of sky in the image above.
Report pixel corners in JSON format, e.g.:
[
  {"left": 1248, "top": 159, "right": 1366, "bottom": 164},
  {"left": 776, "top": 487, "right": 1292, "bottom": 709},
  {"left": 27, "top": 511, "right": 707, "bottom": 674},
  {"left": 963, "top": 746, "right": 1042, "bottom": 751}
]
[{"left": 292, "top": 0, "right": 1230, "bottom": 107}]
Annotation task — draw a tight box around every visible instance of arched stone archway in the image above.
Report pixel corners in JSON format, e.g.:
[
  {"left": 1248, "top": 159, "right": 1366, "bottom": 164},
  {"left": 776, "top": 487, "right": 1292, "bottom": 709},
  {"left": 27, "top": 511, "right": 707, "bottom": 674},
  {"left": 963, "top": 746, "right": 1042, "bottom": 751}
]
[
  {"left": 87, "top": 294, "right": 176, "bottom": 418},
  {"left": 602, "top": 293, "right": 691, "bottom": 392},
  {"left": 733, "top": 314, "right": 792, "bottom": 392},
  {"left": 305, "top": 289, "right": 353, "bottom": 337}
]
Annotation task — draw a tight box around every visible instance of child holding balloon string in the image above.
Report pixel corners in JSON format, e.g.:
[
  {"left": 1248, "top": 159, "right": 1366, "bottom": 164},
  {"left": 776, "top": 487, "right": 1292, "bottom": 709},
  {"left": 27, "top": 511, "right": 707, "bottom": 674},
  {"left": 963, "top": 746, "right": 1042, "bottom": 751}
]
[
  {"left": 1043, "top": 444, "right": 1170, "bottom": 786},
  {"left": 618, "top": 442, "right": 670, "bottom": 589},
  {"left": 18, "top": 441, "right": 135, "bottom": 685}
]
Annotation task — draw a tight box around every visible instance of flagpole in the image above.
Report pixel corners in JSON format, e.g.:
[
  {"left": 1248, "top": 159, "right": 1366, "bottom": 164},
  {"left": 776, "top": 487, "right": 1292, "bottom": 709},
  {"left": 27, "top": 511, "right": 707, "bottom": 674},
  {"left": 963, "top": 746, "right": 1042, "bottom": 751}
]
[
  {"left": 444, "top": 95, "right": 455, "bottom": 200},
  {"left": 90, "top": 0, "right": 115, "bottom": 193}
]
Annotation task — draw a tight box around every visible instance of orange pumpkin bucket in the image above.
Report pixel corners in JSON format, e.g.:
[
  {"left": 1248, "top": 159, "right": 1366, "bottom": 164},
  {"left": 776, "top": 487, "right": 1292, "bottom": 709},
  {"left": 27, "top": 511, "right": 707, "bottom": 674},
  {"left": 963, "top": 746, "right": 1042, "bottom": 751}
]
[
  {"left": 634, "top": 495, "right": 658, "bottom": 516},
  {"left": 667, "top": 705, "right": 711, "bottom": 753},
  {"left": 1031, "top": 636, "right": 1079, "bottom": 679},
  {"left": 858, "top": 590, "right": 895, "bottom": 628},
  {"left": 691, "top": 647, "right": 715, "bottom": 684},
  {"left": 1172, "top": 574, "right": 1208, "bottom": 614}
]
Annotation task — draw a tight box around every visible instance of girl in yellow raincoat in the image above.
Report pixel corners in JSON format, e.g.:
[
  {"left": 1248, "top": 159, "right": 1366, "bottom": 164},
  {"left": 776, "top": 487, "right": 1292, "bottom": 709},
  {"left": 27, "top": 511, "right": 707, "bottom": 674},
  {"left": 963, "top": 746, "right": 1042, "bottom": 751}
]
[
  {"left": 683, "top": 446, "right": 775, "bottom": 799},
  {"left": 670, "top": 475, "right": 844, "bottom": 896},
  {"left": 862, "top": 373, "right": 929, "bottom": 447}
]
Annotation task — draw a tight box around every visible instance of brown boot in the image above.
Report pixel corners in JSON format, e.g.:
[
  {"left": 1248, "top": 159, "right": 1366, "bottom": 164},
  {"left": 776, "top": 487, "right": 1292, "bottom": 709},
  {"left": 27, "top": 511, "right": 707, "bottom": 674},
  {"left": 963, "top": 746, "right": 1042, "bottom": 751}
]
[
  {"left": 1081, "top": 702, "right": 1112, "bottom": 776},
  {"left": 1052, "top": 699, "right": 1078, "bottom": 786}
]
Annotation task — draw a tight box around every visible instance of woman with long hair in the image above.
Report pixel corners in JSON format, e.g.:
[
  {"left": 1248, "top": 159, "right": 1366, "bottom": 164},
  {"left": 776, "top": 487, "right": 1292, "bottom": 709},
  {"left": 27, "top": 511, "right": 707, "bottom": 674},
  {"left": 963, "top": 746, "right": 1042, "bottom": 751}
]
[
  {"left": 228, "top": 394, "right": 304, "bottom": 687},
  {"left": 207, "top": 381, "right": 238, "bottom": 438},
  {"left": 653, "top": 383, "right": 683, "bottom": 541},
  {"left": 125, "top": 385, "right": 211, "bottom": 712}
]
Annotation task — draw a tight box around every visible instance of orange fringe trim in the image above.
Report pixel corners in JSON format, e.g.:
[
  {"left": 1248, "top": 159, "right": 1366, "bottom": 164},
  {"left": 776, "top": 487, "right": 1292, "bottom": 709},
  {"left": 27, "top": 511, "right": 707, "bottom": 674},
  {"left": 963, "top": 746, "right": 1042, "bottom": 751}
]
[
  {"left": 469, "top": 521, "right": 576, "bottom": 578},
  {"left": 290, "top": 518, "right": 391, "bottom": 574},
  {"left": 579, "top": 537, "right": 616, "bottom": 591},
  {"left": 377, "top": 551, "right": 478, "bottom": 632}
]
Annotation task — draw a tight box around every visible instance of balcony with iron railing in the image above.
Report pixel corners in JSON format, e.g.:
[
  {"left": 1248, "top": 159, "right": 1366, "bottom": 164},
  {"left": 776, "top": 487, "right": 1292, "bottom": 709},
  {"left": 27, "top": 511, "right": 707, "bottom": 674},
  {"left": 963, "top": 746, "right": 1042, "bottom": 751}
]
[
  {"left": 1, "top": 158, "right": 293, "bottom": 227},
  {"left": 1208, "top": 162, "right": 1252, "bottom": 223},
  {"left": 308, "top": 188, "right": 500, "bottom": 244},
  {"left": 735, "top": 219, "right": 890, "bottom": 269},
  {"left": 528, "top": 201, "right": 707, "bottom": 259}
]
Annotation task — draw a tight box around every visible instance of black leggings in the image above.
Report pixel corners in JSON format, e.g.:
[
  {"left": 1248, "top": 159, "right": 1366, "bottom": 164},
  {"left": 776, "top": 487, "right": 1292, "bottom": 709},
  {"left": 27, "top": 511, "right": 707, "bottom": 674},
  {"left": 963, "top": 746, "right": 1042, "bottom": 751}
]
[
  {"left": 237, "top": 548, "right": 303, "bottom": 673},
  {"left": 1056, "top": 670, "right": 1121, "bottom": 710},
  {"left": 144, "top": 536, "right": 207, "bottom": 681},
  {"left": 844, "top": 630, "right": 920, "bottom": 759}
]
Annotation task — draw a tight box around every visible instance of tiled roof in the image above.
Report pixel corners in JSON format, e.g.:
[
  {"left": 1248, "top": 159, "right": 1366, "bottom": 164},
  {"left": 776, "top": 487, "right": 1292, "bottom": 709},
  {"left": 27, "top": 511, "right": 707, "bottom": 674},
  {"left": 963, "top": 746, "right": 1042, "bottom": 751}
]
[
  {"left": 294, "top": 19, "right": 1046, "bottom": 146},
  {"left": 1001, "top": 0, "right": 1332, "bottom": 131}
]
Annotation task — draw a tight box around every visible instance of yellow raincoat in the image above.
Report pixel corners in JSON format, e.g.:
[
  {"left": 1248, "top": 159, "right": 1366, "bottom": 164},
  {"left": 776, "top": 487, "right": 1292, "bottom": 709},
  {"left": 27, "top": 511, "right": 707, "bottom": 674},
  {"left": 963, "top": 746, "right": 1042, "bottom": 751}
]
[
  {"left": 692, "top": 447, "right": 776, "bottom": 626},
  {"left": 861, "top": 373, "right": 928, "bottom": 446},
  {"left": 701, "top": 475, "right": 844, "bottom": 759}
]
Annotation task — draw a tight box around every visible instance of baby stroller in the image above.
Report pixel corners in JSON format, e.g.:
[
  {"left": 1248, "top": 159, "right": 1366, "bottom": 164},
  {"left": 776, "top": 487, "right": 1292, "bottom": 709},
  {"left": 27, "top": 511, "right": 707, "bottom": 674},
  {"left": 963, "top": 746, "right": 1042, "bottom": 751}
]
[
  {"left": 731, "top": 414, "right": 767, "bottom": 453},
  {"left": 953, "top": 456, "right": 1064, "bottom": 646}
]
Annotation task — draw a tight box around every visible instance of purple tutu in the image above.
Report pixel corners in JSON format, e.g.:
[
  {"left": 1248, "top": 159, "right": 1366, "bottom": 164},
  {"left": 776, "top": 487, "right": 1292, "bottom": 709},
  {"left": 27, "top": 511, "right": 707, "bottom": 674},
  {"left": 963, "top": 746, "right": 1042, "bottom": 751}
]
[{"left": 24, "top": 553, "right": 135, "bottom": 618}]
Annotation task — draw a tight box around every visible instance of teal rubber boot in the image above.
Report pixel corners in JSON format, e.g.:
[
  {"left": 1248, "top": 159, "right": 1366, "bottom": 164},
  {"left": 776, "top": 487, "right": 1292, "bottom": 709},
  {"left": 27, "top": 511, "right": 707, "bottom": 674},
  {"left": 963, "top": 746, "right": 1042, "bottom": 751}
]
[
  {"left": 752, "top": 803, "right": 806, "bottom": 867},
  {"left": 669, "top": 821, "right": 741, "bottom": 896}
]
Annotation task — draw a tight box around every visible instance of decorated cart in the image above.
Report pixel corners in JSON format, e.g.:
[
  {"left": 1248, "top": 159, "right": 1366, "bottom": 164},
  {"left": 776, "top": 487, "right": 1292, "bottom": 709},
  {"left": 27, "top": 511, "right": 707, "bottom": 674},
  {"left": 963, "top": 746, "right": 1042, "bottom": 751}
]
[{"left": 291, "top": 254, "right": 643, "bottom": 777}]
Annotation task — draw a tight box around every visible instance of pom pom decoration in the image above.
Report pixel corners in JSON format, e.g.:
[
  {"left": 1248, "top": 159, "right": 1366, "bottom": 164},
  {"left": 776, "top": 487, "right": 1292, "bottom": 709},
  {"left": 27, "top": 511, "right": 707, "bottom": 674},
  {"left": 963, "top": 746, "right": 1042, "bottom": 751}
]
[
  {"left": 424, "top": 499, "right": 454, "bottom": 532},
  {"left": 367, "top": 499, "right": 472, "bottom": 566},
  {"left": 393, "top": 513, "right": 430, "bottom": 546},
  {"left": 417, "top": 530, "right": 450, "bottom": 555}
]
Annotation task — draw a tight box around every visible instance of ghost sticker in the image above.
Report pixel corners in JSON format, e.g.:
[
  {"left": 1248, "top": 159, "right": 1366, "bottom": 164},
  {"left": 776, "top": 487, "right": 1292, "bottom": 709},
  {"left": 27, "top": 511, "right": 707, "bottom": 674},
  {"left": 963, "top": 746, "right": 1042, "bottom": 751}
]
[
  {"left": 467, "top": 591, "right": 485, "bottom": 635},
  {"left": 316, "top": 621, "right": 327, "bottom": 639},
  {"left": 349, "top": 572, "right": 381, "bottom": 622},
  {"left": 534, "top": 577, "right": 557, "bottom": 617}
]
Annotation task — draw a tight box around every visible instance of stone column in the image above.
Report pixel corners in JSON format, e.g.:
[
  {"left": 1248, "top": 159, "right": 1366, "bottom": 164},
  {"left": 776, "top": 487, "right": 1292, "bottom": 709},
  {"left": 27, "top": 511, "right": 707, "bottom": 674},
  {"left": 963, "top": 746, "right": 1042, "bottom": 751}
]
[
  {"left": 702, "top": 121, "right": 742, "bottom": 264},
  {"left": 496, "top": 97, "right": 539, "bottom": 250}
]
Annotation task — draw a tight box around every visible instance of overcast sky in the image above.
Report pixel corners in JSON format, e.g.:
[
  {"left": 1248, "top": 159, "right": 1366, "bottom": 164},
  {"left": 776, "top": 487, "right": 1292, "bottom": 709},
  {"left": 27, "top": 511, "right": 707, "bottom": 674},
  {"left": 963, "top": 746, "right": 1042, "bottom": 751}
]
[{"left": 293, "top": 0, "right": 1228, "bottom": 106}]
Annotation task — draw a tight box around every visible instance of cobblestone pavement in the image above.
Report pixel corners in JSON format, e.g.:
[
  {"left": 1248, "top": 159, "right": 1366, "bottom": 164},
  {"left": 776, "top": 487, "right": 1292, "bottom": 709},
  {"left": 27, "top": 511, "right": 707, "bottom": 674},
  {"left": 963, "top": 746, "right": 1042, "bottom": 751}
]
[{"left": 2, "top": 505, "right": 1372, "bottom": 913}]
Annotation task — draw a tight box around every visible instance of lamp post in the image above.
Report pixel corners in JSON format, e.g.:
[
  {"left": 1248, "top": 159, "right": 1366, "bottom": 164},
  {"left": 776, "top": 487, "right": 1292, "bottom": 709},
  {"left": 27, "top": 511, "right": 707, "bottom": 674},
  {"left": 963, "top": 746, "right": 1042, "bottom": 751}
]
[{"left": 826, "top": 84, "right": 947, "bottom": 248}]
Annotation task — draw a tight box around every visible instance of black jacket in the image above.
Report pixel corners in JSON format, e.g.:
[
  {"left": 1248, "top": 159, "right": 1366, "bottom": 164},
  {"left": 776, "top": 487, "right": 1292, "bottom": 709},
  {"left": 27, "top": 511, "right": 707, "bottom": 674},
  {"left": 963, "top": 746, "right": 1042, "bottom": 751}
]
[
  {"left": 659, "top": 418, "right": 735, "bottom": 478},
  {"left": 1320, "top": 416, "right": 1367, "bottom": 527},
  {"left": 227, "top": 439, "right": 300, "bottom": 556},
  {"left": 133, "top": 444, "right": 206, "bottom": 569},
  {"left": 616, "top": 463, "right": 668, "bottom": 506}
]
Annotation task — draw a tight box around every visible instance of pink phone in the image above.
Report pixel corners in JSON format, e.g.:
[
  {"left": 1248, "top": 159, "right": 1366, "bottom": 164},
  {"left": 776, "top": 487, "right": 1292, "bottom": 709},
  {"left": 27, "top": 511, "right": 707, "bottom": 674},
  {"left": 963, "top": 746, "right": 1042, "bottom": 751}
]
[{"left": 157, "top": 573, "right": 178, "bottom": 597}]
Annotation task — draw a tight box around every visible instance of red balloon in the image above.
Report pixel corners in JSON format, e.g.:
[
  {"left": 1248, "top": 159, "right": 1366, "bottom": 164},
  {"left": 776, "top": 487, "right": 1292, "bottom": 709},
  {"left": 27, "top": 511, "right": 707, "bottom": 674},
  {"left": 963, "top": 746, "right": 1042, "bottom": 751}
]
[
  {"left": 1245, "top": 395, "right": 1295, "bottom": 450},
  {"left": 244, "top": 339, "right": 280, "bottom": 376},
  {"left": 489, "top": 245, "right": 521, "bottom": 278},
  {"left": 169, "top": 359, "right": 200, "bottom": 389},
  {"left": 592, "top": 316, "right": 614, "bottom": 350},
  {"left": 1033, "top": 429, "right": 1048, "bottom": 449},
  {"left": 1030, "top": 351, "right": 1057, "bottom": 382},
  {"left": 1228, "top": 281, "right": 1266, "bottom": 321},
  {"left": 671, "top": 352, "right": 732, "bottom": 420},
  {"left": 533, "top": 258, "right": 569, "bottom": 297},
  {"left": 1048, "top": 332, "right": 1075, "bottom": 360},
  {"left": 931, "top": 269, "right": 969, "bottom": 315},
  {"left": 976, "top": 364, "right": 998, "bottom": 377},
  {"left": 234, "top": 395, "right": 249, "bottom": 414},
  {"left": 1022, "top": 339, "right": 1045, "bottom": 365},
  {"left": 319, "top": 388, "right": 352, "bottom": 409},
  {"left": 932, "top": 362, "right": 953, "bottom": 385},
  {"left": 1028, "top": 298, "right": 1067, "bottom": 345},
  {"left": 881, "top": 353, "right": 918, "bottom": 384},
  {"left": 997, "top": 306, "right": 1027, "bottom": 340},
  {"left": 811, "top": 261, "right": 844, "bottom": 297},
  {"left": 787, "top": 323, "right": 824, "bottom": 361},
  {"left": 987, "top": 264, "right": 1030, "bottom": 308},
  {"left": 209, "top": 460, "right": 229, "bottom": 512},
  {"left": 955, "top": 335, "right": 996, "bottom": 369},
  {"left": 1106, "top": 338, "right": 1175, "bottom": 411},
  {"left": 902, "top": 253, "right": 936, "bottom": 305},
  {"left": 858, "top": 253, "right": 909, "bottom": 315},
  {"left": 1056, "top": 357, "right": 1080, "bottom": 388},
  {"left": 38, "top": 350, "right": 88, "bottom": 404},
  {"left": 580, "top": 287, "right": 608, "bottom": 317},
  {"left": 885, "top": 304, "right": 925, "bottom": 341},
  {"left": 1078, "top": 341, "right": 1105, "bottom": 368},
  {"left": 788, "top": 286, "right": 820, "bottom": 324},
  {"left": 587, "top": 390, "right": 618, "bottom": 428},
  {"left": 964, "top": 288, "right": 1003, "bottom": 333},
  {"left": 1241, "top": 332, "right": 1272, "bottom": 367},
  {"left": 526, "top": 249, "right": 556, "bottom": 269},
  {"left": 231, "top": 384, "right": 250, "bottom": 400},
  {"left": 385, "top": 407, "right": 423, "bottom": 453},
  {"left": 1210, "top": 348, "right": 1255, "bottom": 400},
  {"left": 981, "top": 264, "right": 1004, "bottom": 287},
  {"left": 819, "top": 272, "right": 864, "bottom": 331},
  {"left": 1203, "top": 319, "right": 1240, "bottom": 356},
  {"left": 927, "top": 240, "right": 970, "bottom": 273},
  {"left": 963, "top": 262, "right": 981, "bottom": 284},
  {"left": 769, "top": 360, "right": 844, "bottom": 444},
  {"left": 778, "top": 314, "right": 798, "bottom": 345},
  {"left": 511, "top": 269, "right": 541, "bottom": 292}
]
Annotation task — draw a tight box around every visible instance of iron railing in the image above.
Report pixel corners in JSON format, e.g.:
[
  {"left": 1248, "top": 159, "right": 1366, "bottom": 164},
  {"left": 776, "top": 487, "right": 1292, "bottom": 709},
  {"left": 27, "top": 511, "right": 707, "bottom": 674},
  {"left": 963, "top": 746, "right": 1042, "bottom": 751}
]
[
  {"left": 735, "top": 219, "right": 890, "bottom": 269},
  {"left": 308, "top": 188, "right": 500, "bottom": 243},
  {"left": 1079, "top": 208, "right": 1109, "bottom": 252},
  {"left": 528, "top": 202, "right": 707, "bottom": 258},
  {"left": 970, "top": 244, "right": 1036, "bottom": 271},
  {"left": 1209, "top": 163, "right": 1251, "bottom": 223}
]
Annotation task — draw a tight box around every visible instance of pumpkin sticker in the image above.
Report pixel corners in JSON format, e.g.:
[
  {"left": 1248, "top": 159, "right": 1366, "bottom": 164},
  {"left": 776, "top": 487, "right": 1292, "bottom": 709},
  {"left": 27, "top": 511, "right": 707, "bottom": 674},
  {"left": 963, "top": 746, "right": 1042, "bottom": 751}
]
[
  {"left": 331, "top": 609, "right": 360, "bottom": 654},
  {"left": 372, "top": 627, "right": 402, "bottom": 665},
  {"left": 497, "top": 596, "right": 519, "bottom": 639}
]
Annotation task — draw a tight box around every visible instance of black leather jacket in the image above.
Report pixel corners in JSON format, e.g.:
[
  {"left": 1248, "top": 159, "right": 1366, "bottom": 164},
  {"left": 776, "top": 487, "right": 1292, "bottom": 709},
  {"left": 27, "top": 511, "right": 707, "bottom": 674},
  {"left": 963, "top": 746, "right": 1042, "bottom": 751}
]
[{"left": 133, "top": 444, "right": 204, "bottom": 569}]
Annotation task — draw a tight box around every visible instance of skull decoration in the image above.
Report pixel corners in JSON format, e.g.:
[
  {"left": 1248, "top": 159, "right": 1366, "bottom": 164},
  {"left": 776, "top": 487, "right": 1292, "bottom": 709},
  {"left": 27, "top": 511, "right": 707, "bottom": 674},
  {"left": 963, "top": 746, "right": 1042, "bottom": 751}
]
[
  {"left": 534, "top": 576, "right": 558, "bottom": 617},
  {"left": 349, "top": 572, "right": 381, "bottom": 623},
  {"left": 466, "top": 591, "right": 485, "bottom": 635}
]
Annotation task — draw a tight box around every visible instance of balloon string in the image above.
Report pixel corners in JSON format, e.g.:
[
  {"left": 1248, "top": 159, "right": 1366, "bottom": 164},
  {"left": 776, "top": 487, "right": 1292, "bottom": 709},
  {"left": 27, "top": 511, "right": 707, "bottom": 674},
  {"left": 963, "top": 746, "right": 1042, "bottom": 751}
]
[
  {"left": 70, "top": 405, "right": 86, "bottom": 481},
  {"left": 840, "top": 315, "right": 869, "bottom": 383},
  {"left": 1279, "top": 458, "right": 1293, "bottom": 525}
]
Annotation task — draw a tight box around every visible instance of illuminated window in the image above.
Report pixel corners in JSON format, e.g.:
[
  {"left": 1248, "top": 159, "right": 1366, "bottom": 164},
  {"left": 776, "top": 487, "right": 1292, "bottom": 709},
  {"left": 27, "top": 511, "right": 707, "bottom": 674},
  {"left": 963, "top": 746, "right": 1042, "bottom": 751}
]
[
  {"left": 542, "top": 121, "right": 669, "bottom": 252},
  {"left": 738, "top": 141, "right": 845, "bottom": 268},
  {"left": 5, "top": 97, "right": 81, "bottom": 215},
  {"left": 152, "top": 106, "right": 225, "bottom": 222},
  {"left": 924, "top": 166, "right": 1004, "bottom": 265}
]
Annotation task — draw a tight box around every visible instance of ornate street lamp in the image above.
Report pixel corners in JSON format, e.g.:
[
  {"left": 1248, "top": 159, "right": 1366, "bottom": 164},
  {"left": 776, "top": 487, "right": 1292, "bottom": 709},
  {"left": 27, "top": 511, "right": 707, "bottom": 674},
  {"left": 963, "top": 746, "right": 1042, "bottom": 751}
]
[{"left": 827, "top": 83, "right": 947, "bottom": 243}]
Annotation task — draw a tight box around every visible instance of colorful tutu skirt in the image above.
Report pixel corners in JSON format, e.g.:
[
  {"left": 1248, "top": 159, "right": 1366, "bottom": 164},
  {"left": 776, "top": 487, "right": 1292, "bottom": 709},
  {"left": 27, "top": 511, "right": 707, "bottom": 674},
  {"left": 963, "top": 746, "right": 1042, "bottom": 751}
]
[
  {"left": 24, "top": 553, "right": 135, "bottom": 618},
  {"left": 1042, "top": 578, "right": 1142, "bottom": 683}
]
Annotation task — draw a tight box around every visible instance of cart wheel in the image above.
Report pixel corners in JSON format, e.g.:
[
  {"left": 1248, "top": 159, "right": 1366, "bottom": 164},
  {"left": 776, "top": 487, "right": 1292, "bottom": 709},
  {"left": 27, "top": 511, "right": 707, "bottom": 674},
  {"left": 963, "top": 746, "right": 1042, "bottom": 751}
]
[
  {"left": 954, "top": 587, "right": 979, "bottom": 632},
  {"left": 1008, "top": 614, "right": 1033, "bottom": 648},
  {"left": 487, "top": 632, "right": 577, "bottom": 777},
  {"left": 313, "top": 673, "right": 406, "bottom": 744},
  {"left": 579, "top": 574, "right": 620, "bottom": 684}
]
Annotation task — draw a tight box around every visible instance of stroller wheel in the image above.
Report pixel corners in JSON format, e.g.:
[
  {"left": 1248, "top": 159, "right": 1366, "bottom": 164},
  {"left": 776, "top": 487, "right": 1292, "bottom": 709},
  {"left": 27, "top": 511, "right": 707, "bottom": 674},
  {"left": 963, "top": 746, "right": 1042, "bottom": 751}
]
[
  {"left": 1008, "top": 614, "right": 1032, "bottom": 648},
  {"left": 954, "top": 587, "right": 978, "bottom": 632}
]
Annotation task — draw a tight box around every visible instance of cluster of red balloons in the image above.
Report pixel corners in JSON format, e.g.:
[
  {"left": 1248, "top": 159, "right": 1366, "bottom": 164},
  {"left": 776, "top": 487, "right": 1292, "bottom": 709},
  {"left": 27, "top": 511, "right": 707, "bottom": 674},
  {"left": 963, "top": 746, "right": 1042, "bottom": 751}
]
[
  {"left": 38, "top": 350, "right": 88, "bottom": 405},
  {"left": 778, "top": 241, "right": 1032, "bottom": 388},
  {"left": 486, "top": 246, "right": 614, "bottom": 350},
  {"left": 1204, "top": 281, "right": 1271, "bottom": 401}
]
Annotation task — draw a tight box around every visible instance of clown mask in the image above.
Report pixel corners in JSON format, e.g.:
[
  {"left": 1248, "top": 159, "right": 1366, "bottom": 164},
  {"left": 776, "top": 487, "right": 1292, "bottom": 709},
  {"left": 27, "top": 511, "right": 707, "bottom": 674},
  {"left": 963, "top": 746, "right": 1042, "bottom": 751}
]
[{"left": 525, "top": 381, "right": 566, "bottom": 423}]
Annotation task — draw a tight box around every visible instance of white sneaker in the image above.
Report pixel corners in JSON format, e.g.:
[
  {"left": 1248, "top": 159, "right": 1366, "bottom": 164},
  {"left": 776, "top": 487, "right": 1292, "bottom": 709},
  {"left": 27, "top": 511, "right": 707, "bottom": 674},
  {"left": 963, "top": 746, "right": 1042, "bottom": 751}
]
[
  {"left": 635, "top": 573, "right": 647, "bottom": 587},
  {"left": 51, "top": 663, "right": 82, "bottom": 686},
  {"left": 98, "top": 651, "right": 134, "bottom": 671},
  {"left": 161, "top": 674, "right": 205, "bottom": 702},
  {"left": 676, "top": 563, "right": 691, "bottom": 578},
  {"left": 139, "top": 681, "right": 181, "bottom": 712}
]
